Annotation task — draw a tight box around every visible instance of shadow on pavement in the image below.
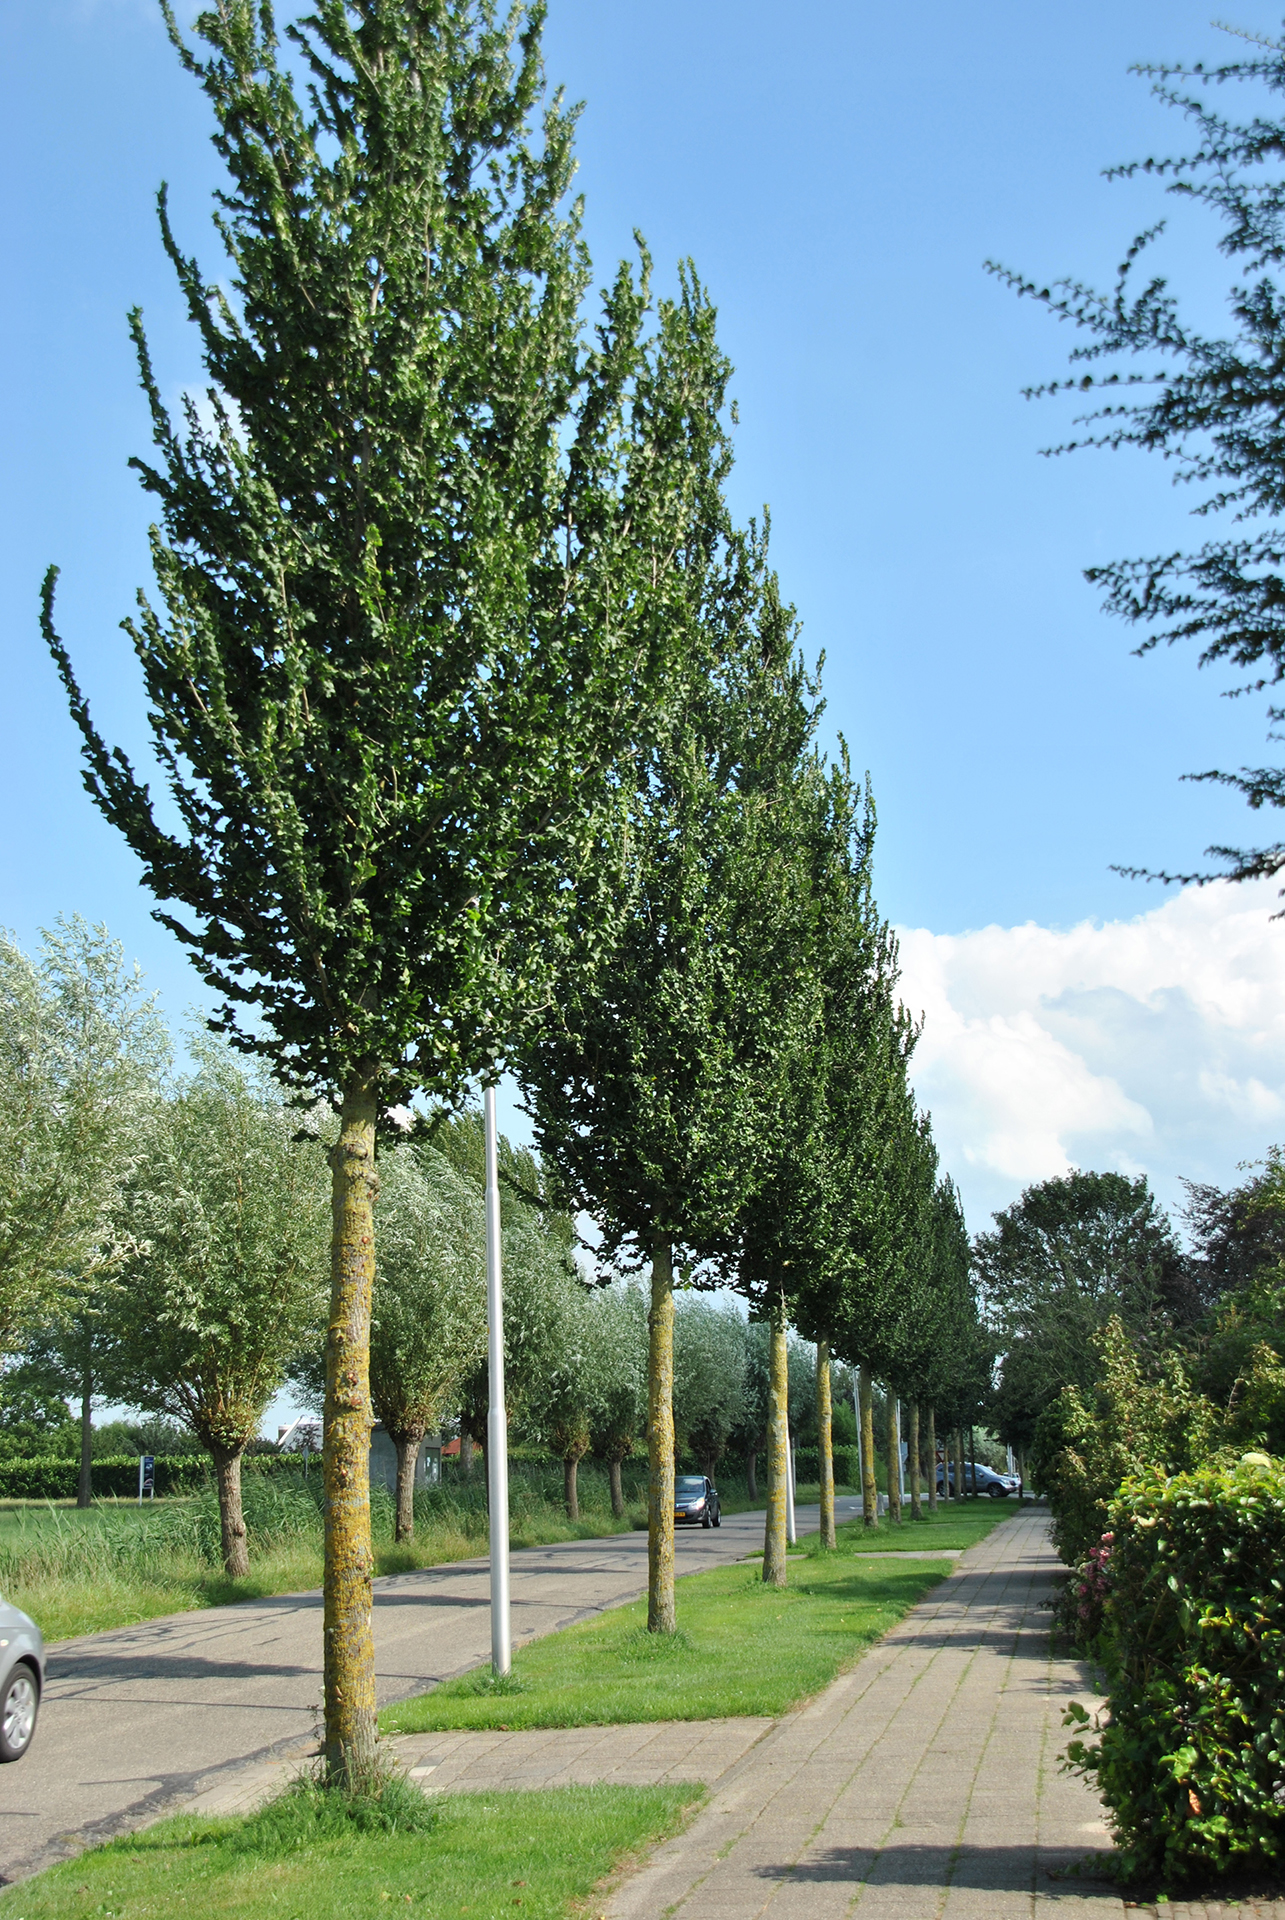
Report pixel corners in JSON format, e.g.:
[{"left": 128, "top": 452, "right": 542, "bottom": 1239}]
[{"left": 755, "top": 1840, "right": 1117, "bottom": 1894}]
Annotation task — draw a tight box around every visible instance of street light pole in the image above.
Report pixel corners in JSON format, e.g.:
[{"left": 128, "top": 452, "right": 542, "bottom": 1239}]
[{"left": 484, "top": 1082, "right": 511, "bottom": 1676}]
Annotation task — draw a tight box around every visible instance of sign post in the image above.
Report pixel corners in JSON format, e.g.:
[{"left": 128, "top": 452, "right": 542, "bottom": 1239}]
[
  {"left": 484, "top": 1083, "right": 511, "bottom": 1676},
  {"left": 138, "top": 1455, "right": 155, "bottom": 1505}
]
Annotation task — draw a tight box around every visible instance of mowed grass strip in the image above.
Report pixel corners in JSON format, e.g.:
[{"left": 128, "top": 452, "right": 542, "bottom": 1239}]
[
  {"left": 806, "top": 1499, "right": 1020, "bottom": 1557},
  {"left": 0, "top": 1782, "right": 698, "bottom": 1920},
  {"left": 382, "top": 1550, "right": 960, "bottom": 1735}
]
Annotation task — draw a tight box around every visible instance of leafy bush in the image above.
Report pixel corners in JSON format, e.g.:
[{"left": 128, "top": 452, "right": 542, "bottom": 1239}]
[
  {"left": 1032, "top": 1318, "right": 1220, "bottom": 1567},
  {"left": 1066, "top": 1458, "right": 1285, "bottom": 1885}
]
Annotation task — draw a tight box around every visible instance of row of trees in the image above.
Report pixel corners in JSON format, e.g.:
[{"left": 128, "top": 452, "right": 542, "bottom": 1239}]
[
  {"left": 4, "top": 920, "right": 885, "bottom": 1560},
  {"left": 31, "top": 0, "right": 988, "bottom": 1787}
]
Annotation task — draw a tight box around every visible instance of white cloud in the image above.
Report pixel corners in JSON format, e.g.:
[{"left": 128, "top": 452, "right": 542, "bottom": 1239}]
[{"left": 897, "top": 879, "right": 1285, "bottom": 1234}]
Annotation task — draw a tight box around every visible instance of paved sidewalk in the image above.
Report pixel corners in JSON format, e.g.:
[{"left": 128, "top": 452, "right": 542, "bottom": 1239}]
[
  {"left": 607, "top": 1508, "right": 1124, "bottom": 1918},
  {"left": 0, "top": 1497, "right": 859, "bottom": 1884}
]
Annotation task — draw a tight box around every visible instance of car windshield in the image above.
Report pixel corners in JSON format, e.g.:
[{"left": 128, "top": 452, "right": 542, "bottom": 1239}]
[{"left": 675, "top": 1476, "right": 706, "bottom": 1497}]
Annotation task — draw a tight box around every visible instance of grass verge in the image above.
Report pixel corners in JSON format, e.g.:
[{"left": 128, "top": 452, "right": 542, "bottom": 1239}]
[
  {"left": 384, "top": 1556, "right": 955, "bottom": 1735},
  {"left": 800, "top": 1499, "right": 1020, "bottom": 1557},
  {"left": 0, "top": 1780, "right": 699, "bottom": 1920}
]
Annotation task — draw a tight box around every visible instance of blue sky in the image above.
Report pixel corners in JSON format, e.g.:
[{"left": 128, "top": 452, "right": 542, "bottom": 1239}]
[{"left": 3, "top": 0, "right": 1284, "bottom": 1241}]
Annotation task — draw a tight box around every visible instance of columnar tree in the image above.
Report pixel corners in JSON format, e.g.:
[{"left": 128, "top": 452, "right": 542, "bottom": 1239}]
[
  {"left": 108, "top": 1038, "right": 329, "bottom": 1573},
  {"left": 518, "top": 361, "right": 817, "bottom": 1629},
  {"left": 43, "top": 1, "right": 701, "bottom": 1781}
]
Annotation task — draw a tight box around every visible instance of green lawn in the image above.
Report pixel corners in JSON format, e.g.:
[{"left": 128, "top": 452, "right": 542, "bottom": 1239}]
[
  {"left": 0, "top": 1783, "right": 697, "bottom": 1920},
  {"left": 384, "top": 1560, "right": 944, "bottom": 1736},
  {"left": 801, "top": 1498, "right": 1021, "bottom": 1556}
]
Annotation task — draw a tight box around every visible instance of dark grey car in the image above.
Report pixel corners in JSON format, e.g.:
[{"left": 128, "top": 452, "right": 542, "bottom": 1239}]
[
  {"left": 0, "top": 1598, "right": 44, "bottom": 1761},
  {"left": 674, "top": 1473, "right": 721, "bottom": 1527}
]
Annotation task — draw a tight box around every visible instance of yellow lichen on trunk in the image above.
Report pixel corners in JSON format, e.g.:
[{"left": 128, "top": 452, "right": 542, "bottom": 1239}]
[
  {"left": 647, "top": 1236, "right": 676, "bottom": 1633},
  {"left": 886, "top": 1392, "right": 902, "bottom": 1526},
  {"left": 816, "top": 1337, "right": 835, "bottom": 1550},
  {"left": 323, "top": 1065, "right": 379, "bottom": 1785},
  {"left": 762, "top": 1295, "right": 788, "bottom": 1586},
  {"left": 859, "top": 1366, "right": 878, "bottom": 1529},
  {"left": 908, "top": 1398, "right": 922, "bottom": 1521}
]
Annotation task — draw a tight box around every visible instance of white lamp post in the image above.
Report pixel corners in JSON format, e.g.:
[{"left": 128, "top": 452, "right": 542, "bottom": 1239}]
[{"left": 484, "top": 1083, "right": 511, "bottom": 1675}]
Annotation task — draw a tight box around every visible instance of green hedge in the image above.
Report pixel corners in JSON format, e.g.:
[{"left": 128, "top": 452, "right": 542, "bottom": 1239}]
[
  {"left": 1068, "top": 1459, "right": 1285, "bottom": 1884},
  {"left": 792, "top": 1446, "right": 862, "bottom": 1487},
  {"left": 0, "top": 1452, "right": 318, "bottom": 1501}
]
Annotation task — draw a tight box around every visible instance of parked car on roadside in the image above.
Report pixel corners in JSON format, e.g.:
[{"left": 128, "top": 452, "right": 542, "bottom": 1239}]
[
  {"left": 0, "top": 1599, "right": 43, "bottom": 1761},
  {"left": 937, "top": 1461, "right": 1020, "bottom": 1500},
  {"left": 674, "top": 1474, "right": 721, "bottom": 1527}
]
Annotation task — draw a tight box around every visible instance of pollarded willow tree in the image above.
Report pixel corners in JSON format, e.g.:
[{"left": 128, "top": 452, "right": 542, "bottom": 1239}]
[
  {"left": 107, "top": 1035, "right": 330, "bottom": 1574},
  {"left": 0, "top": 919, "right": 168, "bottom": 1355},
  {"left": 367, "top": 1144, "right": 487, "bottom": 1540},
  {"left": 42, "top": 0, "right": 711, "bottom": 1785}
]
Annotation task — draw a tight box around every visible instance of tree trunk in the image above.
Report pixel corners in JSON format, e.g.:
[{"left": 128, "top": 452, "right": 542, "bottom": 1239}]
[
  {"left": 77, "top": 1362, "right": 93, "bottom": 1510},
  {"left": 955, "top": 1426, "right": 966, "bottom": 1504},
  {"left": 908, "top": 1399, "right": 922, "bottom": 1521},
  {"left": 564, "top": 1454, "right": 580, "bottom": 1520},
  {"left": 647, "top": 1235, "right": 676, "bottom": 1633},
  {"left": 745, "top": 1443, "right": 758, "bottom": 1501},
  {"left": 762, "top": 1293, "right": 789, "bottom": 1586},
  {"left": 886, "top": 1392, "right": 902, "bottom": 1526},
  {"left": 323, "top": 1064, "right": 379, "bottom": 1787},
  {"left": 391, "top": 1429, "right": 423, "bottom": 1543},
  {"left": 969, "top": 1424, "right": 977, "bottom": 1500},
  {"left": 608, "top": 1455, "right": 624, "bottom": 1517},
  {"left": 460, "top": 1431, "right": 474, "bottom": 1480},
  {"left": 859, "top": 1366, "right": 878, "bottom": 1528},
  {"left": 927, "top": 1405, "right": 938, "bottom": 1511},
  {"left": 211, "top": 1443, "right": 250, "bottom": 1578},
  {"left": 816, "top": 1337, "right": 835, "bottom": 1550}
]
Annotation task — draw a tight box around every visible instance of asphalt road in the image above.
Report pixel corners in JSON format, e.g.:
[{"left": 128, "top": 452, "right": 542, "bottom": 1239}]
[{"left": 0, "top": 1495, "right": 863, "bottom": 1885}]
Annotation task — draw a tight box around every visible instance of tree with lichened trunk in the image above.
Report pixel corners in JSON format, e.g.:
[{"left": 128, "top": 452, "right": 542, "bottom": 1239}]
[
  {"left": 106, "top": 1036, "right": 328, "bottom": 1574},
  {"left": 517, "top": 325, "right": 819, "bottom": 1630},
  {"left": 42, "top": 0, "right": 705, "bottom": 1782}
]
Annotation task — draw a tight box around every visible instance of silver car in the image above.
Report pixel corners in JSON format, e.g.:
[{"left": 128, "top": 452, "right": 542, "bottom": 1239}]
[{"left": 0, "top": 1599, "right": 43, "bottom": 1761}]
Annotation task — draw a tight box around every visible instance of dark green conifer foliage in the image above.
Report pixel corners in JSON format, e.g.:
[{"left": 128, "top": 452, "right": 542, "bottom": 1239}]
[
  {"left": 990, "top": 27, "right": 1285, "bottom": 892},
  {"left": 40, "top": 0, "right": 701, "bottom": 1784}
]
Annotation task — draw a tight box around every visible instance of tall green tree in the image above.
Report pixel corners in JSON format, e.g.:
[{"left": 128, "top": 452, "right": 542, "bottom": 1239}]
[
  {"left": 0, "top": 919, "right": 167, "bottom": 1353},
  {"left": 979, "top": 1170, "right": 1187, "bottom": 1453},
  {"left": 991, "top": 29, "right": 1285, "bottom": 891},
  {"left": 43, "top": 0, "right": 706, "bottom": 1781},
  {"left": 518, "top": 311, "right": 818, "bottom": 1631},
  {"left": 108, "top": 1038, "right": 329, "bottom": 1574}
]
